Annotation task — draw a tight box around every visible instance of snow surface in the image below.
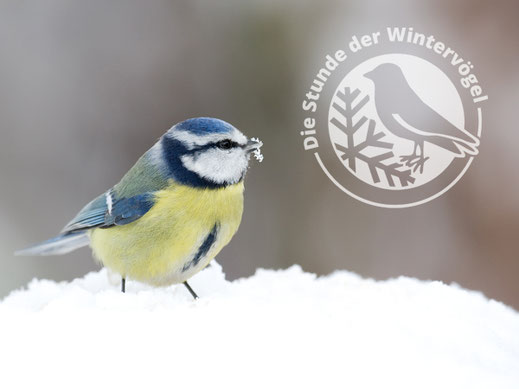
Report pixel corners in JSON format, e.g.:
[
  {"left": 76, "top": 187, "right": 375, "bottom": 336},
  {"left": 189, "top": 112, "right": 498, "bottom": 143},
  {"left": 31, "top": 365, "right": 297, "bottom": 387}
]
[{"left": 1, "top": 262, "right": 518, "bottom": 389}]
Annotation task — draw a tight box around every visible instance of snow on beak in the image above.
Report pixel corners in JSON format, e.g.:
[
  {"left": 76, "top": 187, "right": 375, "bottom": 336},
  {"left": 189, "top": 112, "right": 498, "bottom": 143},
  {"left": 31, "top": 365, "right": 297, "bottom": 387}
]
[
  {"left": 245, "top": 137, "right": 264, "bottom": 162},
  {"left": 245, "top": 138, "right": 263, "bottom": 152}
]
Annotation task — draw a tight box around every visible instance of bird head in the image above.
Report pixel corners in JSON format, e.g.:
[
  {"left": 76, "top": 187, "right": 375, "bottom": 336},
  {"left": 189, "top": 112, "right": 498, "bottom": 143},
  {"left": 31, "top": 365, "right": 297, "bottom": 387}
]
[
  {"left": 161, "top": 117, "right": 263, "bottom": 188},
  {"left": 364, "top": 63, "right": 405, "bottom": 84}
]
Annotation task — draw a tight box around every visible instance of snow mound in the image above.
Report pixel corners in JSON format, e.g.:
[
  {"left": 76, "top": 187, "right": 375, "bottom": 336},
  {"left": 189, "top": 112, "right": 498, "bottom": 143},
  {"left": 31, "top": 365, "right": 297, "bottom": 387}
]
[{"left": 1, "top": 262, "right": 518, "bottom": 389}]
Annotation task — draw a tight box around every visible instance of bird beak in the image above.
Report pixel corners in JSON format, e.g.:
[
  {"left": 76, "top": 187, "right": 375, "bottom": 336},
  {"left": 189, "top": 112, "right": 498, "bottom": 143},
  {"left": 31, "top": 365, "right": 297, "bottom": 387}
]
[{"left": 245, "top": 138, "right": 263, "bottom": 153}]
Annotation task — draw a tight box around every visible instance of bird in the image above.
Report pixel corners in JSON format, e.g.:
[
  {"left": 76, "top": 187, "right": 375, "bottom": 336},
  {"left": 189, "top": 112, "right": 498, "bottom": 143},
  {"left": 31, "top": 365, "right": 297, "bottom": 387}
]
[
  {"left": 364, "top": 63, "right": 480, "bottom": 173},
  {"left": 16, "top": 117, "right": 263, "bottom": 298}
]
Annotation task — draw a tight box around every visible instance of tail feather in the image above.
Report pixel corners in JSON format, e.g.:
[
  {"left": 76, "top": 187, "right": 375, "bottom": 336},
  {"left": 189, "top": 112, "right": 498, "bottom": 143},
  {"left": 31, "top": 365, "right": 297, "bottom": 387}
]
[
  {"left": 453, "top": 139, "right": 479, "bottom": 156},
  {"left": 428, "top": 136, "right": 479, "bottom": 157},
  {"left": 15, "top": 232, "right": 90, "bottom": 256}
]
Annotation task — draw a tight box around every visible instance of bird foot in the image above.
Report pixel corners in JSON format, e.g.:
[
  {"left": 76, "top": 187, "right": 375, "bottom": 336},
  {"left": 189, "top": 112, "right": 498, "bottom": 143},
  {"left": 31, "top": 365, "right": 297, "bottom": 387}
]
[
  {"left": 400, "top": 154, "right": 420, "bottom": 167},
  {"left": 399, "top": 154, "right": 429, "bottom": 174}
]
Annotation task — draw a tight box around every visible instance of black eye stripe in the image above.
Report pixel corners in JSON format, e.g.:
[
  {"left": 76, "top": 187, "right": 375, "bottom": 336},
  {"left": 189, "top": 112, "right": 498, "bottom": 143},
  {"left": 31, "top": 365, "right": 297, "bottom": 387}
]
[
  {"left": 187, "top": 140, "right": 240, "bottom": 153},
  {"left": 216, "top": 139, "right": 239, "bottom": 149}
]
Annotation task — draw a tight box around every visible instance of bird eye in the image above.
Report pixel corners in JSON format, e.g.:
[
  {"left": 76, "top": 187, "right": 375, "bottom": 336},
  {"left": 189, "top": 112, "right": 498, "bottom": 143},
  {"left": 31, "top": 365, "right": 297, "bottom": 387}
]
[{"left": 217, "top": 139, "right": 233, "bottom": 150}]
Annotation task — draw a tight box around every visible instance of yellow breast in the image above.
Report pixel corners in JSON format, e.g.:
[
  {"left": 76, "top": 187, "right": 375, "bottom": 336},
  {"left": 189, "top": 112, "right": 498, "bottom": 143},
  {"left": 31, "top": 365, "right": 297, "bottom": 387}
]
[{"left": 89, "top": 181, "right": 244, "bottom": 285}]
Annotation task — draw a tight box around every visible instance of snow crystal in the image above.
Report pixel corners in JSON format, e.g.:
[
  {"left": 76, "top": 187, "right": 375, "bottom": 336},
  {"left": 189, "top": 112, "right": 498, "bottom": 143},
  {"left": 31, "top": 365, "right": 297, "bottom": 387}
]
[
  {"left": 1, "top": 262, "right": 518, "bottom": 389},
  {"left": 250, "top": 137, "right": 264, "bottom": 162}
]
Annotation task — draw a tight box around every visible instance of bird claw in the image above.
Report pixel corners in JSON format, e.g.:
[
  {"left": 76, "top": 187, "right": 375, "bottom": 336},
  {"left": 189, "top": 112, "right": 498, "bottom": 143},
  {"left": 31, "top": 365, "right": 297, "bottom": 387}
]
[
  {"left": 399, "top": 154, "right": 429, "bottom": 174},
  {"left": 400, "top": 154, "right": 420, "bottom": 167},
  {"left": 412, "top": 156, "right": 429, "bottom": 174}
]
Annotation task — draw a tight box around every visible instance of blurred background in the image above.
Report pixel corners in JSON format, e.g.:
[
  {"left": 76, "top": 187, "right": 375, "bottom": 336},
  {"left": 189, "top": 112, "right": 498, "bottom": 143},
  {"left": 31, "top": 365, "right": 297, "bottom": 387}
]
[{"left": 1, "top": 0, "right": 518, "bottom": 308}]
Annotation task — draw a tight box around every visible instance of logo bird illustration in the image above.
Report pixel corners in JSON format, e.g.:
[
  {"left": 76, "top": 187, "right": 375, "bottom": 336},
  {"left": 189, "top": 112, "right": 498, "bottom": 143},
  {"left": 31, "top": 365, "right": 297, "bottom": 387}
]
[{"left": 364, "top": 63, "right": 480, "bottom": 173}]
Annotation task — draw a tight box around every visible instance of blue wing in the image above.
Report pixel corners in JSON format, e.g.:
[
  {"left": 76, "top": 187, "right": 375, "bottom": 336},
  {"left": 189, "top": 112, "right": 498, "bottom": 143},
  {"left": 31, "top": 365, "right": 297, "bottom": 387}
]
[
  {"left": 61, "top": 193, "right": 108, "bottom": 232},
  {"left": 17, "top": 143, "right": 167, "bottom": 256},
  {"left": 103, "top": 192, "right": 155, "bottom": 227},
  {"left": 16, "top": 139, "right": 171, "bottom": 257},
  {"left": 16, "top": 191, "right": 156, "bottom": 257},
  {"left": 62, "top": 191, "right": 156, "bottom": 233}
]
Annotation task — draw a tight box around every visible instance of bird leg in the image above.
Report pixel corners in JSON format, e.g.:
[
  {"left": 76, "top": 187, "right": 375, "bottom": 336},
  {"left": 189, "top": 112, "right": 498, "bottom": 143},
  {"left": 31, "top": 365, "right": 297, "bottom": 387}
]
[
  {"left": 121, "top": 277, "right": 126, "bottom": 293},
  {"left": 412, "top": 143, "right": 429, "bottom": 174},
  {"left": 183, "top": 281, "right": 199, "bottom": 300}
]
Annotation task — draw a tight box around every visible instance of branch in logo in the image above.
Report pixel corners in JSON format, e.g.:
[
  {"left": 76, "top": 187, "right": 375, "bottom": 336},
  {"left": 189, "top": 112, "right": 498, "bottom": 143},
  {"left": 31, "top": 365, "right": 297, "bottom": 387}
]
[{"left": 330, "top": 87, "right": 415, "bottom": 188}]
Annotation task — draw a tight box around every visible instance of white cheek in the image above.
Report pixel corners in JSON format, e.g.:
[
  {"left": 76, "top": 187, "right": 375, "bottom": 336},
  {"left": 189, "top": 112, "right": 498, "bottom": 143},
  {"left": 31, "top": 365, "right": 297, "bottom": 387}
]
[{"left": 181, "top": 148, "right": 250, "bottom": 184}]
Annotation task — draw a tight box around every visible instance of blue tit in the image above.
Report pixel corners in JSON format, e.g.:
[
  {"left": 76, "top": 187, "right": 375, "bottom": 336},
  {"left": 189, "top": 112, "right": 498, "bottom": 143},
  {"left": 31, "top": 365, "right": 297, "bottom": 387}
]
[{"left": 16, "top": 117, "right": 263, "bottom": 297}]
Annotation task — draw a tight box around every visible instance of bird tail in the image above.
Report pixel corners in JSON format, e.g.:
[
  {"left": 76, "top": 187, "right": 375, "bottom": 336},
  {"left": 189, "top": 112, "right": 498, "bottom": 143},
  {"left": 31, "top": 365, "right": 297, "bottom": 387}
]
[
  {"left": 429, "top": 135, "right": 479, "bottom": 158},
  {"left": 450, "top": 126, "right": 480, "bottom": 157},
  {"left": 453, "top": 138, "right": 479, "bottom": 156},
  {"left": 15, "top": 231, "right": 90, "bottom": 256}
]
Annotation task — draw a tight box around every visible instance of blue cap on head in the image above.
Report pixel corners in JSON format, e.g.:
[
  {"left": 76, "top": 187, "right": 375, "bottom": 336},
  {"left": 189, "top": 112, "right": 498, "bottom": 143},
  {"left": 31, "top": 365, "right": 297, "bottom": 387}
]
[{"left": 175, "top": 117, "right": 233, "bottom": 135}]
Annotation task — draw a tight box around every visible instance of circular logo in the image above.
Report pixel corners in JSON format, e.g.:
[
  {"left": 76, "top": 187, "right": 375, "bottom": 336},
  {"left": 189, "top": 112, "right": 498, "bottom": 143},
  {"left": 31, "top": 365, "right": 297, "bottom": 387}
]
[{"left": 301, "top": 29, "right": 486, "bottom": 208}]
